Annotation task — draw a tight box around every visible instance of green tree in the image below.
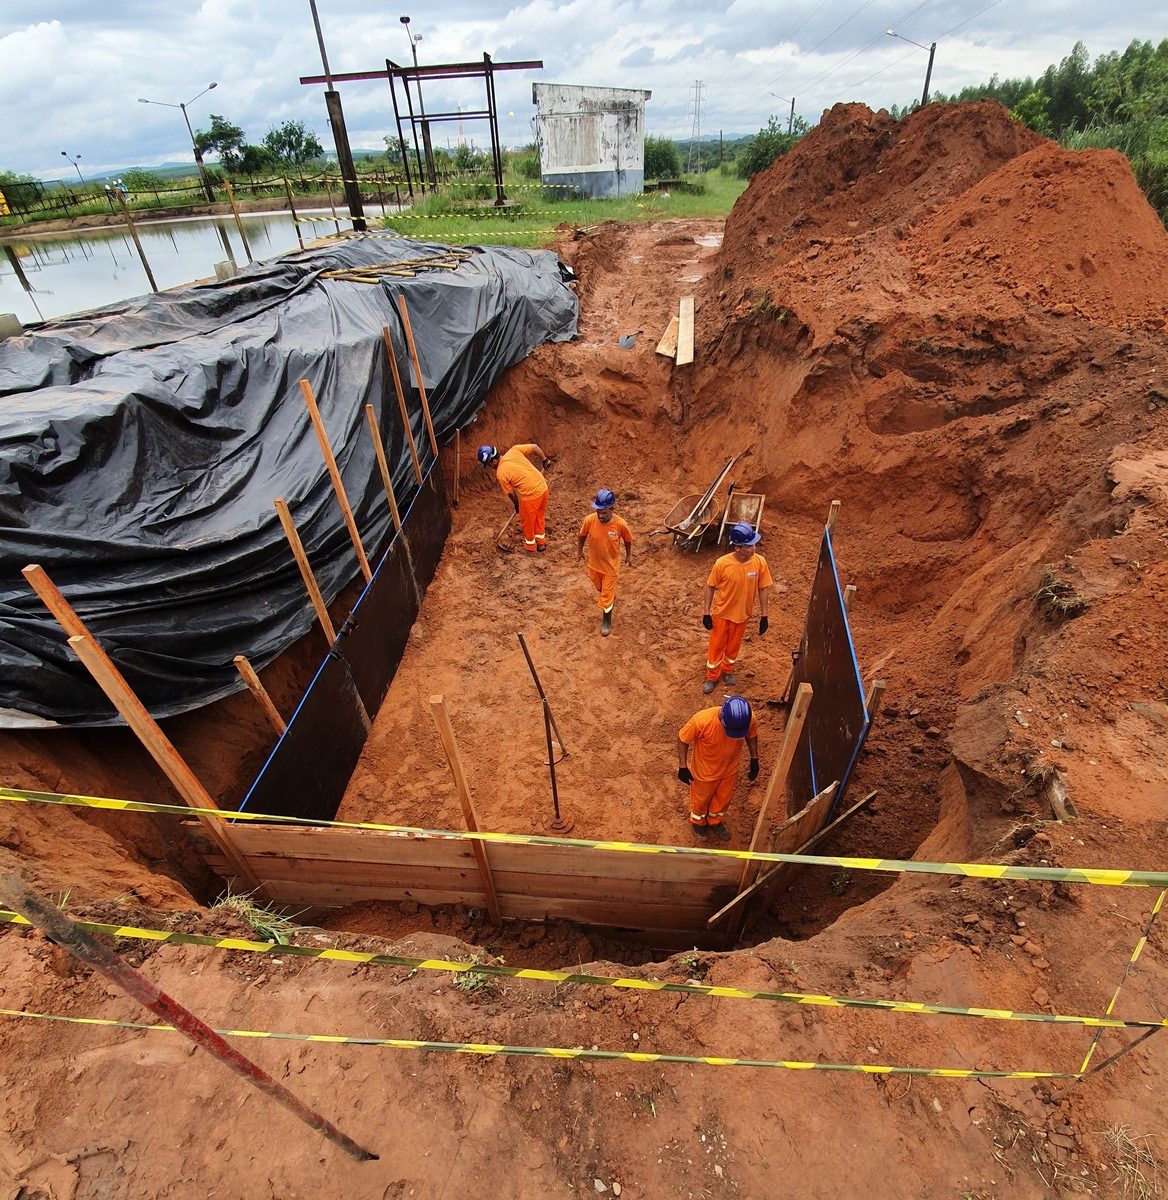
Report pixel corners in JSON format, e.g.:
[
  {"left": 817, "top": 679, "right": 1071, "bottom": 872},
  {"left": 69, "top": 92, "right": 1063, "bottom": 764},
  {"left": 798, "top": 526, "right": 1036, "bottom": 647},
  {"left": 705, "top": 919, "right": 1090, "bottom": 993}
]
[
  {"left": 121, "top": 168, "right": 163, "bottom": 191},
  {"left": 1011, "top": 91, "right": 1053, "bottom": 136},
  {"left": 453, "top": 142, "right": 489, "bottom": 172},
  {"left": 0, "top": 169, "right": 35, "bottom": 185},
  {"left": 262, "top": 119, "right": 324, "bottom": 165},
  {"left": 194, "top": 114, "right": 247, "bottom": 172},
  {"left": 644, "top": 134, "right": 681, "bottom": 179},
  {"left": 737, "top": 115, "right": 808, "bottom": 178}
]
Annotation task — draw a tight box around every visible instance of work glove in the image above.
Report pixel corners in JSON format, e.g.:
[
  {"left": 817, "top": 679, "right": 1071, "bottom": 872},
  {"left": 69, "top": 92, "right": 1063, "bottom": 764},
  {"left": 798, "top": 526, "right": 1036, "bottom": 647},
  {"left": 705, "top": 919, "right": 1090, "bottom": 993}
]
[
  {"left": 542, "top": 457, "right": 553, "bottom": 470},
  {"left": 677, "top": 767, "right": 693, "bottom": 784},
  {"left": 702, "top": 614, "right": 713, "bottom": 631},
  {"left": 759, "top": 616, "right": 769, "bottom": 636},
  {"left": 748, "top": 758, "right": 760, "bottom": 781}
]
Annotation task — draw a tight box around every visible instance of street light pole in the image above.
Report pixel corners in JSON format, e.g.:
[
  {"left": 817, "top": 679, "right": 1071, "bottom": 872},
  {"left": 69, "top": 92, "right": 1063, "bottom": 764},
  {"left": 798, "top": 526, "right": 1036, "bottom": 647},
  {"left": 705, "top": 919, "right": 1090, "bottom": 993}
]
[
  {"left": 886, "top": 30, "right": 938, "bottom": 108},
  {"left": 60, "top": 151, "right": 85, "bottom": 187},
  {"left": 400, "top": 15, "right": 435, "bottom": 184},
  {"left": 138, "top": 82, "right": 218, "bottom": 202}
]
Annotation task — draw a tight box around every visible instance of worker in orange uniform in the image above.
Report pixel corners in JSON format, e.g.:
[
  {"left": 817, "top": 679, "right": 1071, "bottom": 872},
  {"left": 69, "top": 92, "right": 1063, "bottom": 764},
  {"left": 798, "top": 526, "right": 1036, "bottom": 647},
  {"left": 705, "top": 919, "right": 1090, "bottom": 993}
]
[
  {"left": 701, "top": 522, "right": 773, "bottom": 694},
  {"left": 677, "top": 695, "right": 760, "bottom": 840},
  {"left": 477, "top": 443, "right": 551, "bottom": 552},
  {"left": 577, "top": 489, "right": 633, "bottom": 636}
]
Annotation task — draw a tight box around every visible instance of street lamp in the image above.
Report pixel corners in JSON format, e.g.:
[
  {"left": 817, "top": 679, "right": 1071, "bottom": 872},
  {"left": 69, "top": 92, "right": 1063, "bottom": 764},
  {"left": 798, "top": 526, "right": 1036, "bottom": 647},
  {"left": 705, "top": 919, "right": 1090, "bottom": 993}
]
[
  {"left": 400, "top": 14, "right": 435, "bottom": 183},
  {"left": 137, "top": 82, "right": 218, "bottom": 202},
  {"left": 60, "top": 151, "right": 85, "bottom": 186},
  {"left": 886, "top": 29, "right": 937, "bottom": 107},
  {"left": 770, "top": 94, "right": 796, "bottom": 136}
]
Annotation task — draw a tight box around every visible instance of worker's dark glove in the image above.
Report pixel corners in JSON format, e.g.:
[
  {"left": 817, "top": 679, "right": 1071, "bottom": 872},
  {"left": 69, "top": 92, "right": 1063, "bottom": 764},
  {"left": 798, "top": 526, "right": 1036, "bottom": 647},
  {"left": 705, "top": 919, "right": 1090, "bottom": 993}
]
[
  {"left": 677, "top": 767, "right": 693, "bottom": 784},
  {"left": 748, "top": 758, "right": 760, "bottom": 781},
  {"left": 702, "top": 614, "right": 713, "bottom": 631},
  {"left": 509, "top": 493, "right": 519, "bottom": 511},
  {"left": 542, "top": 458, "right": 553, "bottom": 470},
  {"left": 759, "top": 616, "right": 769, "bottom": 636}
]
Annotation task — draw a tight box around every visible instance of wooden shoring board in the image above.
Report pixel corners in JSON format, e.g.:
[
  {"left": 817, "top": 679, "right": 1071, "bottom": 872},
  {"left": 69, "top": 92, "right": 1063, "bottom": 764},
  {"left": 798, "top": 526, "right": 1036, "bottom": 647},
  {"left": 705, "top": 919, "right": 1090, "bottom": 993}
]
[
  {"left": 676, "top": 297, "right": 695, "bottom": 366},
  {"left": 759, "top": 784, "right": 839, "bottom": 899},
  {"left": 655, "top": 315, "right": 679, "bottom": 359}
]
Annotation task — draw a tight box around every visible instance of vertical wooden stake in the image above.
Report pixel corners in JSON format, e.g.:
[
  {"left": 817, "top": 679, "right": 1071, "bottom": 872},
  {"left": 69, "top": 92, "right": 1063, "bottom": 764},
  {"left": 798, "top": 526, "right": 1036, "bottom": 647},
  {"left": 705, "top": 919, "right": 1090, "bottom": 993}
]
[
  {"left": 453, "top": 428, "right": 461, "bottom": 509},
  {"left": 843, "top": 584, "right": 856, "bottom": 613},
  {"left": 676, "top": 296, "right": 695, "bottom": 366},
  {"left": 395, "top": 294, "right": 439, "bottom": 458},
  {"left": 382, "top": 326, "right": 424, "bottom": 485},
  {"left": 864, "top": 679, "right": 886, "bottom": 719},
  {"left": 826, "top": 500, "right": 841, "bottom": 536},
  {"left": 363, "top": 405, "right": 402, "bottom": 534},
  {"left": 299, "top": 378, "right": 372, "bottom": 583},
  {"left": 428, "top": 696, "right": 502, "bottom": 924},
  {"left": 725, "top": 683, "right": 813, "bottom": 945},
  {"left": 274, "top": 498, "right": 337, "bottom": 646},
  {"left": 282, "top": 176, "right": 304, "bottom": 251},
  {"left": 113, "top": 192, "right": 157, "bottom": 292},
  {"left": 223, "top": 181, "right": 254, "bottom": 263},
  {"left": 19, "top": 566, "right": 259, "bottom": 891},
  {"left": 233, "top": 655, "right": 286, "bottom": 735}
]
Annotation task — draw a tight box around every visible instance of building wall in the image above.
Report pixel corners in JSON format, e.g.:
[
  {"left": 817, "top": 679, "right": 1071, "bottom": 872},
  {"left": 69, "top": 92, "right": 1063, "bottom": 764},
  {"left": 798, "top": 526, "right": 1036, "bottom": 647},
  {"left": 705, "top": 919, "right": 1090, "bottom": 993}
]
[{"left": 532, "top": 83, "right": 651, "bottom": 199}]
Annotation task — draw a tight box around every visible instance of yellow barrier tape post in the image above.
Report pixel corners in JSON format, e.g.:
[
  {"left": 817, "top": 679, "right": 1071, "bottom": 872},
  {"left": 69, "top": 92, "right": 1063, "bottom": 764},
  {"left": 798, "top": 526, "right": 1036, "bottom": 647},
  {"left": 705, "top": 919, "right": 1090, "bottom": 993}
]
[
  {"left": 1, "top": 909, "right": 1163, "bottom": 1034},
  {"left": 0, "top": 1008, "right": 1072, "bottom": 1080},
  {"left": 3, "top": 786, "right": 1167, "bottom": 888}
]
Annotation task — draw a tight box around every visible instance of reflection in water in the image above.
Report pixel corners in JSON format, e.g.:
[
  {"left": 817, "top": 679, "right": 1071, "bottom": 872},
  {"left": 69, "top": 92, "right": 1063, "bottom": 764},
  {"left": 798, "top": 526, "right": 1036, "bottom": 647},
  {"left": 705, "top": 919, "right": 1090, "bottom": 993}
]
[{"left": 0, "top": 211, "right": 346, "bottom": 325}]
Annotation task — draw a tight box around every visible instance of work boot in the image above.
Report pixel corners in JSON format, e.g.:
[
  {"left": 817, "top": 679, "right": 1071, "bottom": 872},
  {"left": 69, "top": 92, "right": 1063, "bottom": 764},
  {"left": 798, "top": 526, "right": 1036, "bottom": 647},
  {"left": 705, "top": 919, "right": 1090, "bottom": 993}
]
[
  {"left": 601, "top": 610, "right": 612, "bottom": 637},
  {"left": 702, "top": 679, "right": 716, "bottom": 694},
  {"left": 536, "top": 542, "right": 547, "bottom": 552},
  {"left": 722, "top": 672, "right": 737, "bottom": 684},
  {"left": 708, "top": 823, "right": 731, "bottom": 842},
  {"left": 691, "top": 823, "right": 709, "bottom": 838}
]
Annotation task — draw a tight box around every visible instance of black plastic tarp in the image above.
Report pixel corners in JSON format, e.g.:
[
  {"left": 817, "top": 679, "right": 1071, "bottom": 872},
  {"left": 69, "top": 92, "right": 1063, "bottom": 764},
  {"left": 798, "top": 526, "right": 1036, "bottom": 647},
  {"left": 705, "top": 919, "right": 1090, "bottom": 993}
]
[{"left": 0, "top": 235, "right": 577, "bottom": 726}]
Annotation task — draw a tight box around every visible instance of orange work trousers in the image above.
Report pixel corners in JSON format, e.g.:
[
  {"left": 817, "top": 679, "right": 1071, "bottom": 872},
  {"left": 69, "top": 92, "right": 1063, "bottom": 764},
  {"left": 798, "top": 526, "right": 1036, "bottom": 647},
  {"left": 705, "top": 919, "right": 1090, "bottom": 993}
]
[
  {"left": 587, "top": 568, "right": 618, "bottom": 613},
  {"left": 519, "top": 489, "right": 549, "bottom": 552},
  {"left": 689, "top": 773, "right": 737, "bottom": 827},
  {"left": 706, "top": 617, "right": 747, "bottom": 681}
]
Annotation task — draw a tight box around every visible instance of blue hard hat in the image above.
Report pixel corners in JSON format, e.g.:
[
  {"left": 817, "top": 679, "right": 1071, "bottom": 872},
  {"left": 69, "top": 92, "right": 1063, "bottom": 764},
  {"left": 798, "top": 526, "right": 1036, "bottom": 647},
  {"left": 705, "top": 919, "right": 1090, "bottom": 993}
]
[
  {"left": 728, "top": 522, "right": 762, "bottom": 547},
  {"left": 476, "top": 445, "right": 498, "bottom": 465},
  {"left": 592, "top": 488, "right": 616, "bottom": 510},
  {"left": 719, "top": 695, "right": 753, "bottom": 738}
]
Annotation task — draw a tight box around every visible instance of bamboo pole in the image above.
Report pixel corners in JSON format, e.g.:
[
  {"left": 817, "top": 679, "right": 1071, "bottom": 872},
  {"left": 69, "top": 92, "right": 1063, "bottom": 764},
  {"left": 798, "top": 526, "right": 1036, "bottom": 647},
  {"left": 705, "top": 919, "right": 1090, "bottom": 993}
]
[
  {"left": 382, "top": 326, "right": 424, "bottom": 485},
  {"left": 19, "top": 565, "right": 259, "bottom": 891},
  {"left": 396, "top": 294, "right": 438, "bottom": 457},
  {"left": 283, "top": 175, "right": 304, "bottom": 251},
  {"left": 427, "top": 696, "right": 502, "bottom": 924},
  {"left": 725, "top": 683, "right": 812, "bottom": 944},
  {"left": 233, "top": 655, "right": 286, "bottom": 735},
  {"left": 222, "top": 181, "right": 254, "bottom": 263},
  {"left": 299, "top": 379, "right": 372, "bottom": 583},
  {"left": 273, "top": 498, "right": 336, "bottom": 645},
  {"left": 363, "top": 405, "right": 402, "bottom": 534},
  {"left": 0, "top": 854, "right": 376, "bottom": 1162}
]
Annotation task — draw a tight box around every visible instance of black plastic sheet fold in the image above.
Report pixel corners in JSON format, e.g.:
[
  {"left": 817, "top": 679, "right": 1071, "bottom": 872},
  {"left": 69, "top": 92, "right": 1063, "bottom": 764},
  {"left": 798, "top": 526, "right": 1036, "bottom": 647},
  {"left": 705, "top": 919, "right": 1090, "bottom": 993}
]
[{"left": 0, "top": 235, "right": 577, "bottom": 726}]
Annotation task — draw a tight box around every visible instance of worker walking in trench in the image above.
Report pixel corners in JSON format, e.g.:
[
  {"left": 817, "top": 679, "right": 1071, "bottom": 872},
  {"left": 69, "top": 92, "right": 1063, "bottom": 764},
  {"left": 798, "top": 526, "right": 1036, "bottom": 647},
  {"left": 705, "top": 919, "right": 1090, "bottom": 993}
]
[
  {"left": 577, "top": 489, "right": 633, "bottom": 636},
  {"left": 677, "top": 695, "right": 760, "bottom": 841},
  {"left": 701, "top": 522, "right": 773, "bottom": 694},
  {"left": 477, "top": 443, "right": 551, "bottom": 552}
]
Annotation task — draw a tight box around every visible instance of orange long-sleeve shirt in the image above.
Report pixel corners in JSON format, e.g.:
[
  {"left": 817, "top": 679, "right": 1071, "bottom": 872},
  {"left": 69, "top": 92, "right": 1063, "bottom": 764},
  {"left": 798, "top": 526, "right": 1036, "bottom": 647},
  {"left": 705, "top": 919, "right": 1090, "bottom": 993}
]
[
  {"left": 707, "top": 552, "right": 773, "bottom": 623},
  {"left": 679, "top": 706, "right": 758, "bottom": 781},
  {"left": 496, "top": 444, "right": 548, "bottom": 502}
]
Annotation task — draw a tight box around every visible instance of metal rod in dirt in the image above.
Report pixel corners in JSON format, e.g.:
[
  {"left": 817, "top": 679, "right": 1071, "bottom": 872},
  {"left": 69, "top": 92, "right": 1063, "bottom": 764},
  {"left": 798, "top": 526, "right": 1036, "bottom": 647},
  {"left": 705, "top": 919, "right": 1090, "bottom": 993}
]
[
  {"left": 516, "top": 632, "right": 568, "bottom": 756},
  {"left": 0, "top": 853, "right": 377, "bottom": 1162},
  {"left": 542, "top": 700, "right": 561, "bottom": 821},
  {"left": 113, "top": 191, "right": 157, "bottom": 292}
]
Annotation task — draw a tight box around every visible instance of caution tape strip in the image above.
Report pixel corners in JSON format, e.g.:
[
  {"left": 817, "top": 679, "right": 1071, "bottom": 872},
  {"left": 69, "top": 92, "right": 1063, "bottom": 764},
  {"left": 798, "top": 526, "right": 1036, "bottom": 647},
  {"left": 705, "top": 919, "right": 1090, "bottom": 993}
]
[
  {"left": 3, "top": 786, "right": 1165, "bottom": 888},
  {"left": 0, "top": 1008, "right": 1071, "bottom": 1079},
  {"left": 1, "top": 908, "right": 1161, "bottom": 1034}
]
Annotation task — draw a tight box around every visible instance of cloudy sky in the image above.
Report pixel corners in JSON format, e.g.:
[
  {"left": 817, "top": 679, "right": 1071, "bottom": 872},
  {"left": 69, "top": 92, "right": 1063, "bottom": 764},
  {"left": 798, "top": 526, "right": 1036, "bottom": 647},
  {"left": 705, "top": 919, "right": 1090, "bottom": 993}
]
[{"left": 2, "top": 1, "right": 1160, "bottom": 180}]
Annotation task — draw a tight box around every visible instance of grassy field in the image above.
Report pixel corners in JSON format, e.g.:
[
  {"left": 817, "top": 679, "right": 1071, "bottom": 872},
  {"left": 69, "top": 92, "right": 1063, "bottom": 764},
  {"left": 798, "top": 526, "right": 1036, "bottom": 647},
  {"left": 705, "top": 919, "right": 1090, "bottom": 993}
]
[{"left": 379, "top": 170, "right": 749, "bottom": 247}]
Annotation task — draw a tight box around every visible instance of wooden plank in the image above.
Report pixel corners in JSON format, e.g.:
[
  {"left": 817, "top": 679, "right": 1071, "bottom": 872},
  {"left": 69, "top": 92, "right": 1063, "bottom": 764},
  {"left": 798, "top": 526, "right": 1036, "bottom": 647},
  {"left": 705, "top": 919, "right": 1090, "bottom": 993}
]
[
  {"left": 364, "top": 404, "right": 402, "bottom": 533},
  {"left": 396, "top": 294, "right": 439, "bottom": 458},
  {"left": 232, "top": 655, "right": 286, "bottom": 735},
  {"left": 487, "top": 841, "right": 741, "bottom": 886},
  {"left": 273, "top": 497, "right": 336, "bottom": 646},
  {"left": 865, "top": 680, "right": 886, "bottom": 719},
  {"left": 676, "top": 297, "right": 695, "bottom": 366},
  {"left": 383, "top": 325, "right": 424, "bottom": 485},
  {"left": 655, "top": 315, "right": 679, "bottom": 359},
  {"left": 196, "top": 824, "right": 480, "bottom": 869},
  {"left": 826, "top": 499, "right": 841, "bottom": 535}
]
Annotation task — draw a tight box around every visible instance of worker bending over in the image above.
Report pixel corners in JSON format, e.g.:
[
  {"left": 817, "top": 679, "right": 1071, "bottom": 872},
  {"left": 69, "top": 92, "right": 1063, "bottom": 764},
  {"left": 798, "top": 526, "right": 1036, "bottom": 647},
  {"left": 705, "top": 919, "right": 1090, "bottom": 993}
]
[
  {"left": 577, "top": 489, "right": 633, "bottom": 636},
  {"left": 478, "top": 443, "right": 551, "bottom": 553},
  {"left": 677, "top": 695, "right": 760, "bottom": 841},
  {"left": 701, "top": 522, "right": 773, "bottom": 694}
]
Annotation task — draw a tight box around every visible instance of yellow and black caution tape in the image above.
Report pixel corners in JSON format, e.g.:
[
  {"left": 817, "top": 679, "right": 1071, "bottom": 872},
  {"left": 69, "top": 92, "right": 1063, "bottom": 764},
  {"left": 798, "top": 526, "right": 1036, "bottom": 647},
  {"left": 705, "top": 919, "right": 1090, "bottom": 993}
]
[
  {"left": 4, "top": 786, "right": 1166, "bottom": 889},
  {"left": 0, "top": 1008, "right": 1071, "bottom": 1079},
  {"left": 2, "top": 908, "right": 1162, "bottom": 1034}
]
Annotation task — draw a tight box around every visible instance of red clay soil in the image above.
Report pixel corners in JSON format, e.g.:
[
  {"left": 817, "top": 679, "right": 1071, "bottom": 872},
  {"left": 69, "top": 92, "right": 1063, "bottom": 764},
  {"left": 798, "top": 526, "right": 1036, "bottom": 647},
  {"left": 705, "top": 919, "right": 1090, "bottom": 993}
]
[{"left": 1, "top": 100, "right": 1168, "bottom": 1197}]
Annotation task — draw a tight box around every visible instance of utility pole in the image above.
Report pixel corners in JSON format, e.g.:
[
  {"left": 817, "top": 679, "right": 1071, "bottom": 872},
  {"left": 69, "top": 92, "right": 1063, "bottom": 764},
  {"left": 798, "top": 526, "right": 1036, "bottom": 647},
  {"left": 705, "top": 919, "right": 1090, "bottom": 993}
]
[
  {"left": 686, "top": 80, "right": 705, "bottom": 175},
  {"left": 921, "top": 42, "right": 937, "bottom": 106}
]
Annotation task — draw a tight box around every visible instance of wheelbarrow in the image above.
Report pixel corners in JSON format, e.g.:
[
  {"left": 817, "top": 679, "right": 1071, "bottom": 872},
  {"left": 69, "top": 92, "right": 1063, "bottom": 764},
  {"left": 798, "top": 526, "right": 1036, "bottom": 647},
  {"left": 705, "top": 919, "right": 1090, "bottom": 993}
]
[{"left": 661, "top": 450, "right": 746, "bottom": 551}]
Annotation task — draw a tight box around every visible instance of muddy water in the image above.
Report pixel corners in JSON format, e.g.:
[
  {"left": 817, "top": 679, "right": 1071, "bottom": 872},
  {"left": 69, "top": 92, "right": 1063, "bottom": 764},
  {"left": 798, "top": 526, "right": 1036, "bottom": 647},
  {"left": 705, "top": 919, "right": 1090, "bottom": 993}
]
[{"left": 0, "top": 208, "right": 356, "bottom": 325}]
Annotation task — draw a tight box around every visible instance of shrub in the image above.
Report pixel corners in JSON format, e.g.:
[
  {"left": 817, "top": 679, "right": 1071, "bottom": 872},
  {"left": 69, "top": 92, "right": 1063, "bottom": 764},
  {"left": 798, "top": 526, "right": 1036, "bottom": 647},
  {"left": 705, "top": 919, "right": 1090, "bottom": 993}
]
[
  {"left": 644, "top": 134, "right": 681, "bottom": 179},
  {"left": 738, "top": 116, "right": 803, "bottom": 178},
  {"left": 512, "top": 152, "right": 541, "bottom": 180}
]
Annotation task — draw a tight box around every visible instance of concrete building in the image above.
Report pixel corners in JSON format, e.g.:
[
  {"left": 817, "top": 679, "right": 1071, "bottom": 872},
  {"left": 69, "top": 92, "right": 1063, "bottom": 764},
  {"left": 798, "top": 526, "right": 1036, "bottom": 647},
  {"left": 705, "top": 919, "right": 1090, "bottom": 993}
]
[{"left": 532, "top": 83, "right": 652, "bottom": 199}]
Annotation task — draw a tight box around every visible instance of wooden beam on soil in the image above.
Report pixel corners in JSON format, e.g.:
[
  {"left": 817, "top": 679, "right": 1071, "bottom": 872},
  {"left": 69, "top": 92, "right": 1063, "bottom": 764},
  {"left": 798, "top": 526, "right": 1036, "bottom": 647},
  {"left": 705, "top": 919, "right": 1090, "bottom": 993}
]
[
  {"left": 864, "top": 679, "right": 886, "bottom": 720},
  {"left": 299, "top": 378, "right": 373, "bottom": 583},
  {"left": 427, "top": 695, "right": 502, "bottom": 924},
  {"left": 273, "top": 497, "right": 337, "bottom": 646},
  {"left": 676, "top": 297, "right": 695, "bottom": 366},
  {"left": 20, "top": 565, "right": 260, "bottom": 891},
  {"left": 364, "top": 403, "right": 403, "bottom": 534},
  {"left": 383, "top": 325, "right": 424, "bottom": 485},
  {"left": 826, "top": 499, "right": 841, "bottom": 536},
  {"left": 843, "top": 584, "right": 856, "bottom": 613},
  {"left": 655, "top": 315, "right": 680, "bottom": 359},
  {"left": 232, "top": 654, "right": 286, "bottom": 735},
  {"left": 396, "top": 294, "right": 439, "bottom": 458}
]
